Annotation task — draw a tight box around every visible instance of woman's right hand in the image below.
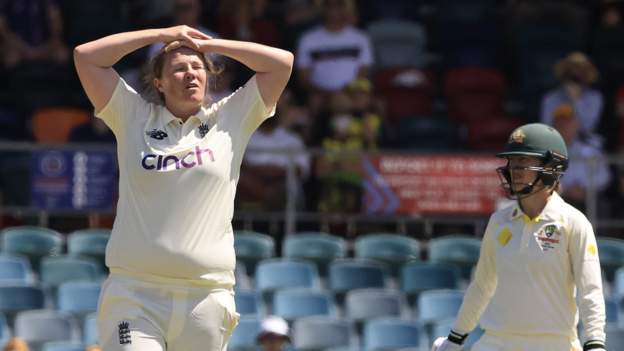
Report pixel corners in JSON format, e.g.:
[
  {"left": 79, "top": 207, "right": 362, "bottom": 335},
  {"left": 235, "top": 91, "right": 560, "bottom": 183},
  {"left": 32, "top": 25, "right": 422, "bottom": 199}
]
[{"left": 159, "top": 25, "right": 212, "bottom": 50}]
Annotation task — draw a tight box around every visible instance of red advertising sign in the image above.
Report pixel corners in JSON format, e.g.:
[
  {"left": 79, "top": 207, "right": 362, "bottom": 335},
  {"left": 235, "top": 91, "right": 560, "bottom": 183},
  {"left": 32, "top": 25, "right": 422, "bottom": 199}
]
[{"left": 363, "top": 154, "right": 507, "bottom": 215}]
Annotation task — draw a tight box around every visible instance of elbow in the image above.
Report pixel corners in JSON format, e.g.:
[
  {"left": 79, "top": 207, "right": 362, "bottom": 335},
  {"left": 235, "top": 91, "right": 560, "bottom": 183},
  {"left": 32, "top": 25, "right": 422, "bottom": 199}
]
[
  {"left": 281, "top": 50, "right": 294, "bottom": 73},
  {"left": 73, "top": 45, "right": 87, "bottom": 61}
]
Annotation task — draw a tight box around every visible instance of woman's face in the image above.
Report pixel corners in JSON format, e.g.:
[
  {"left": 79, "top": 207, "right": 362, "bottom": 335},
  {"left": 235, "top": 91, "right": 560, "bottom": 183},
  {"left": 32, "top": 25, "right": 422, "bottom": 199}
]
[
  {"left": 507, "top": 156, "right": 543, "bottom": 192},
  {"left": 155, "top": 47, "right": 207, "bottom": 107}
]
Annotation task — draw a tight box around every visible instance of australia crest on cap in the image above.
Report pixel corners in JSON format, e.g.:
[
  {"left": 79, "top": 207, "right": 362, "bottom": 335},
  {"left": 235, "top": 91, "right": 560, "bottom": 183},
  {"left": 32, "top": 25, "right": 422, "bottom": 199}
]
[{"left": 509, "top": 129, "right": 526, "bottom": 144}]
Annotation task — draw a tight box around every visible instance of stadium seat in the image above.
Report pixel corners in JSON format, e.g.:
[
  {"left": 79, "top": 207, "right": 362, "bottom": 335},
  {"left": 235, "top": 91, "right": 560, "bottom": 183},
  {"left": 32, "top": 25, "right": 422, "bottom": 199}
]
[
  {"left": 255, "top": 259, "right": 319, "bottom": 304},
  {"left": 400, "top": 262, "right": 460, "bottom": 303},
  {"left": 444, "top": 68, "right": 505, "bottom": 124},
  {"left": 228, "top": 316, "right": 261, "bottom": 351},
  {"left": 293, "top": 316, "right": 354, "bottom": 351},
  {"left": 234, "top": 231, "right": 275, "bottom": 276},
  {"left": 614, "top": 266, "right": 624, "bottom": 297},
  {"left": 67, "top": 229, "right": 110, "bottom": 267},
  {"left": 31, "top": 107, "right": 90, "bottom": 144},
  {"left": 604, "top": 296, "right": 618, "bottom": 325},
  {"left": 282, "top": 232, "right": 346, "bottom": 276},
  {"left": 367, "top": 19, "right": 427, "bottom": 68},
  {"left": 1, "top": 226, "right": 64, "bottom": 270},
  {"left": 57, "top": 281, "right": 101, "bottom": 315},
  {"left": 234, "top": 290, "right": 262, "bottom": 316},
  {"left": 0, "top": 254, "right": 33, "bottom": 284},
  {"left": 606, "top": 324, "right": 624, "bottom": 350},
  {"left": 40, "top": 256, "right": 100, "bottom": 287},
  {"left": 345, "top": 288, "right": 407, "bottom": 322},
  {"left": 355, "top": 233, "right": 421, "bottom": 276},
  {"left": 235, "top": 263, "right": 251, "bottom": 290},
  {"left": 83, "top": 313, "right": 98, "bottom": 346},
  {"left": 0, "top": 284, "right": 45, "bottom": 315},
  {"left": 417, "top": 289, "right": 464, "bottom": 324},
  {"left": 363, "top": 318, "right": 422, "bottom": 351},
  {"left": 428, "top": 235, "right": 481, "bottom": 280},
  {"left": 329, "top": 259, "right": 388, "bottom": 296},
  {"left": 41, "top": 342, "right": 86, "bottom": 351},
  {"left": 374, "top": 68, "right": 434, "bottom": 122},
  {"left": 0, "top": 313, "right": 11, "bottom": 347},
  {"left": 597, "top": 238, "right": 624, "bottom": 282},
  {"left": 15, "top": 310, "right": 80, "bottom": 350},
  {"left": 272, "top": 288, "right": 335, "bottom": 321}
]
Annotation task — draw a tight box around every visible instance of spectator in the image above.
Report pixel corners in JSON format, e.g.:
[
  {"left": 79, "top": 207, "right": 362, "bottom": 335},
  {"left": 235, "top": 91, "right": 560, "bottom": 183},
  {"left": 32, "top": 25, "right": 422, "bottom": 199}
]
[
  {"left": 237, "top": 113, "right": 310, "bottom": 211},
  {"left": 3, "top": 337, "right": 29, "bottom": 351},
  {"left": 216, "top": 0, "right": 280, "bottom": 47},
  {"left": 296, "top": 0, "right": 373, "bottom": 93},
  {"left": 540, "top": 52, "right": 603, "bottom": 139},
  {"left": 85, "top": 345, "right": 101, "bottom": 351},
  {"left": 281, "top": 0, "right": 320, "bottom": 53},
  {"left": 257, "top": 316, "right": 291, "bottom": 351},
  {"left": 552, "top": 104, "right": 611, "bottom": 212}
]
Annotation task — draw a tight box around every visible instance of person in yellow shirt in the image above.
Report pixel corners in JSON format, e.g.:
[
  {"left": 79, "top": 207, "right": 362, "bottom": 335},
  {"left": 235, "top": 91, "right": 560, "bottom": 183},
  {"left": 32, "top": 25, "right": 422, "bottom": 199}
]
[{"left": 432, "top": 123, "right": 606, "bottom": 351}]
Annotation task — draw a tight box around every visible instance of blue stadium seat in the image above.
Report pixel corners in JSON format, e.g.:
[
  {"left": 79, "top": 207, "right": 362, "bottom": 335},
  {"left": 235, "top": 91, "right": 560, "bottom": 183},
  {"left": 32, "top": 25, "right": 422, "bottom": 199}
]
[
  {"left": 255, "top": 259, "right": 319, "bottom": 305},
  {"left": 282, "top": 232, "right": 346, "bottom": 276},
  {"left": 606, "top": 324, "right": 624, "bottom": 350},
  {"left": 0, "top": 313, "right": 11, "bottom": 347},
  {"left": 1, "top": 226, "right": 64, "bottom": 270},
  {"left": 272, "top": 288, "right": 335, "bottom": 321},
  {"left": 0, "top": 284, "right": 45, "bottom": 315},
  {"left": 329, "top": 259, "right": 388, "bottom": 295},
  {"left": 15, "top": 310, "right": 80, "bottom": 350},
  {"left": 293, "top": 316, "right": 354, "bottom": 351},
  {"left": 367, "top": 19, "right": 427, "bottom": 68},
  {"left": 235, "top": 290, "right": 262, "bottom": 316},
  {"left": 345, "top": 288, "right": 407, "bottom": 322},
  {"left": 614, "top": 266, "right": 624, "bottom": 298},
  {"left": 355, "top": 234, "right": 421, "bottom": 276},
  {"left": 67, "top": 229, "right": 110, "bottom": 268},
  {"left": 235, "top": 263, "right": 251, "bottom": 290},
  {"left": 83, "top": 313, "right": 98, "bottom": 346},
  {"left": 41, "top": 342, "right": 86, "bottom": 351},
  {"left": 234, "top": 231, "right": 275, "bottom": 275},
  {"left": 597, "top": 238, "right": 624, "bottom": 282},
  {"left": 604, "top": 297, "right": 618, "bottom": 325},
  {"left": 0, "top": 254, "right": 33, "bottom": 284},
  {"left": 57, "top": 281, "right": 101, "bottom": 315},
  {"left": 428, "top": 235, "right": 481, "bottom": 280},
  {"left": 363, "top": 318, "right": 422, "bottom": 351},
  {"left": 417, "top": 289, "right": 464, "bottom": 324},
  {"left": 400, "top": 262, "right": 460, "bottom": 303},
  {"left": 228, "top": 316, "right": 261, "bottom": 351},
  {"left": 40, "top": 256, "right": 100, "bottom": 287}
]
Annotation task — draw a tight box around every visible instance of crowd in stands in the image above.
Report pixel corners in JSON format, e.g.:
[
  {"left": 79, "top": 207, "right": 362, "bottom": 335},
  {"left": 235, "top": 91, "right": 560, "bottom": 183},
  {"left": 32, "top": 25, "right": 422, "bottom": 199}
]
[{"left": 1, "top": 0, "right": 624, "bottom": 222}]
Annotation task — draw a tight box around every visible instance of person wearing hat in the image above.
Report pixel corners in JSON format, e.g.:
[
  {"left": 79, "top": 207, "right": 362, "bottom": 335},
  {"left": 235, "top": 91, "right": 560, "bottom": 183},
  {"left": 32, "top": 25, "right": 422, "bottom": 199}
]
[
  {"left": 257, "top": 316, "right": 291, "bottom": 351},
  {"left": 540, "top": 52, "right": 604, "bottom": 139},
  {"left": 551, "top": 104, "right": 612, "bottom": 212},
  {"left": 432, "top": 123, "right": 606, "bottom": 351}
]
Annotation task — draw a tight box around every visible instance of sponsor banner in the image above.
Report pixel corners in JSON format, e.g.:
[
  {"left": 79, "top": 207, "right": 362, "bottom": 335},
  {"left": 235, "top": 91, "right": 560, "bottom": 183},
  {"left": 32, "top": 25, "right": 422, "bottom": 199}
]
[
  {"left": 31, "top": 150, "right": 115, "bottom": 210},
  {"left": 363, "top": 154, "right": 506, "bottom": 215}
]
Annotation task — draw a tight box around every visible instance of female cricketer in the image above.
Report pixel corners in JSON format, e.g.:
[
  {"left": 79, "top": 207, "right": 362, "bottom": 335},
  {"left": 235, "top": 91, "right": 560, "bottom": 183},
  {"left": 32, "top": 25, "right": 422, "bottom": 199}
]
[
  {"left": 74, "top": 25, "right": 293, "bottom": 351},
  {"left": 432, "top": 123, "right": 606, "bottom": 351}
]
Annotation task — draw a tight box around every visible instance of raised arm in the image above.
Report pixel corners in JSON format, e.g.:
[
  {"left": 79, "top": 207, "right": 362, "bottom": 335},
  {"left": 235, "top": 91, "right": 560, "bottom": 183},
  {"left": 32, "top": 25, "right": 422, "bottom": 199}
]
[
  {"left": 193, "top": 39, "right": 294, "bottom": 109},
  {"left": 73, "top": 26, "right": 211, "bottom": 112}
]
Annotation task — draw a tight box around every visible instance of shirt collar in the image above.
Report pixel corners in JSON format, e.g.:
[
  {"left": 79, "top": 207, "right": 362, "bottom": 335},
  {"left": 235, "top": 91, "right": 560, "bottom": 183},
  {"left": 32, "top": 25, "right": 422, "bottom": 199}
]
[
  {"left": 161, "top": 105, "right": 211, "bottom": 126},
  {"left": 509, "top": 191, "right": 564, "bottom": 223}
]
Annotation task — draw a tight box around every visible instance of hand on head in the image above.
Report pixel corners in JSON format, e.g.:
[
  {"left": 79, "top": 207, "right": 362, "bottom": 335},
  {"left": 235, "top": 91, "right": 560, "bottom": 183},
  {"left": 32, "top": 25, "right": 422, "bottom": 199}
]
[{"left": 161, "top": 25, "right": 212, "bottom": 51}]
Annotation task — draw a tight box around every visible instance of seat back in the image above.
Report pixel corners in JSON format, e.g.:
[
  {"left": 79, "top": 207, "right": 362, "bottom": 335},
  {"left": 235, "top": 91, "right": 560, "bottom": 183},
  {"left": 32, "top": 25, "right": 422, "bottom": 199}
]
[
  {"left": 329, "top": 259, "right": 388, "bottom": 294},
  {"left": 15, "top": 310, "right": 79, "bottom": 347},
  {"left": 355, "top": 233, "right": 420, "bottom": 271},
  {"left": 400, "top": 262, "right": 460, "bottom": 296},
  {"left": 428, "top": 235, "right": 481, "bottom": 280},
  {"left": 1, "top": 226, "right": 64, "bottom": 270},
  {"left": 255, "top": 259, "right": 319, "bottom": 292},
  {"left": 345, "top": 288, "right": 406, "bottom": 321},
  {"left": 57, "top": 281, "right": 102, "bottom": 315},
  {"left": 363, "top": 318, "right": 422, "bottom": 351},
  {"left": 597, "top": 238, "right": 624, "bottom": 282},
  {"left": 234, "top": 231, "right": 275, "bottom": 275},
  {"left": 417, "top": 289, "right": 464, "bottom": 323},
  {"left": 283, "top": 232, "right": 346, "bottom": 275},
  {"left": 234, "top": 290, "right": 262, "bottom": 316},
  {"left": 228, "top": 316, "right": 261, "bottom": 351},
  {"left": 40, "top": 256, "right": 100, "bottom": 287},
  {"left": 0, "top": 284, "right": 45, "bottom": 313},
  {"left": 0, "top": 254, "right": 33, "bottom": 283},
  {"left": 67, "top": 229, "right": 110, "bottom": 259},
  {"left": 293, "top": 316, "right": 353, "bottom": 351},
  {"left": 273, "top": 288, "right": 334, "bottom": 321}
]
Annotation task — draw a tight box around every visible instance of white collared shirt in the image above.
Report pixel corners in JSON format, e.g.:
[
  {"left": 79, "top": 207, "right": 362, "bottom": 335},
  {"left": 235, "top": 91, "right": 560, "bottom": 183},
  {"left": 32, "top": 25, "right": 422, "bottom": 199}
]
[
  {"left": 453, "top": 192, "right": 605, "bottom": 342},
  {"left": 96, "top": 76, "right": 274, "bottom": 284}
]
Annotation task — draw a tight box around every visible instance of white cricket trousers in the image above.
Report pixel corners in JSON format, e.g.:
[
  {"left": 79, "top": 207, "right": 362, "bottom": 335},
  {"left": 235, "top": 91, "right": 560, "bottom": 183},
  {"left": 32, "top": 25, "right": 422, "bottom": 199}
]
[
  {"left": 97, "top": 269, "right": 240, "bottom": 351},
  {"left": 471, "top": 331, "right": 582, "bottom": 351}
]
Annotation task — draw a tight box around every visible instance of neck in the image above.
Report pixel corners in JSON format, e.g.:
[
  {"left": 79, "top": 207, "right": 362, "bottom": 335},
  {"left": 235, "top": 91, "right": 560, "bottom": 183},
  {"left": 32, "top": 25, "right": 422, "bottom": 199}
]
[
  {"left": 165, "top": 102, "right": 202, "bottom": 122},
  {"left": 325, "top": 22, "right": 346, "bottom": 32},
  {"left": 518, "top": 188, "right": 552, "bottom": 219}
]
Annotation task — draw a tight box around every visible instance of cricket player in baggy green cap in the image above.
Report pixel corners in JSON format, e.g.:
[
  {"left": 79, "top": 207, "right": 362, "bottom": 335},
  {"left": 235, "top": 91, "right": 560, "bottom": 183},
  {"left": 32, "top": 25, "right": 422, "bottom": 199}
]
[{"left": 432, "top": 123, "right": 606, "bottom": 351}]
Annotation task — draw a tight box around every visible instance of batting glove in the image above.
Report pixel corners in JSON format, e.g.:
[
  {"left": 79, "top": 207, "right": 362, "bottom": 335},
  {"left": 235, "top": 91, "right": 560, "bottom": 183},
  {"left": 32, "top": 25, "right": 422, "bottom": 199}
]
[
  {"left": 583, "top": 340, "right": 606, "bottom": 350},
  {"left": 431, "top": 330, "right": 467, "bottom": 351}
]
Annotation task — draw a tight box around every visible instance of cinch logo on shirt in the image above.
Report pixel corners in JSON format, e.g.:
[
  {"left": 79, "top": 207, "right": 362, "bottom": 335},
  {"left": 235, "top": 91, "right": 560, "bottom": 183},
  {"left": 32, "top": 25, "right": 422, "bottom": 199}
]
[{"left": 141, "top": 146, "right": 215, "bottom": 171}]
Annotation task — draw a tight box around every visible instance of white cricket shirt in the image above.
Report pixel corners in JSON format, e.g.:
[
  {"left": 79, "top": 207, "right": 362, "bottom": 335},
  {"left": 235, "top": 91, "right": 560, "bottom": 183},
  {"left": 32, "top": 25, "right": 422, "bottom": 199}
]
[
  {"left": 96, "top": 76, "right": 274, "bottom": 285},
  {"left": 453, "top": 192, "right": 605, "bottom": 342}
]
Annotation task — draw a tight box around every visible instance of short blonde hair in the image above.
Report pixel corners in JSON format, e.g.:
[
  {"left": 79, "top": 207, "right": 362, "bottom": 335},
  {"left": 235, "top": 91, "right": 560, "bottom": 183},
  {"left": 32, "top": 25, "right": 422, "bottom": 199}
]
[{"left": 554, "top": 52, "right": 598, "bottom": 85}]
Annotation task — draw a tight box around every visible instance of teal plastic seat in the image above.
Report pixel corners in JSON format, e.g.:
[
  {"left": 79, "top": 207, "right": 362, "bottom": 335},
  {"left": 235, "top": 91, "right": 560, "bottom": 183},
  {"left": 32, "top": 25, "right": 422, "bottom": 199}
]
[
  {"left": 234, "top": 289, "right": 262, "bottom": 316},
  {"left": 400, "top": 262, "right": 460, "bottom": 303},
  {"left": 255, "top": 258, "right": 319, "bottom": 305},
  {"left": 67, "top": 229, "right": 110, "bottom": 268},
  {"left": 355, "top": 233, "right": 421, "bottom": 276},
  {"left": 228, "top": 316, "right": 261, "bottom": 351},
  {"left": 0, "top": 254, "right": 33, "bottom": 283},
  {"left": 363, "top": 318, "right": 422, "bottom": 351},
  {"left": 345, "top": 288, "right": 407, "bottom": 322},
  {"left": 417, "top": 289, "right": 464, "bottom": 324},
  {"left": 0, "top": 284, "right": 45, "bottom": 315},
  {"left": 597, "top": 238, "right": 624, "bottom": 282},
  {"left": 15, "top": 310, "right": 80, "bottom": 350},
  {"left": 293, "top": 316, "right": 354, "bottom": 351},
  {"left": 273, "top": 288, "right": 335, "bottom": 322},
  {"left": 329, "top": 259, "right": 388, "bottom": 295},
  {"left": 40, "top": 256, "right": 100, "bottom": 287},
  {"left": 283, "top": 232, "right": 346, "bottom": 276},
  {"left": 41, "top": 342, "right": 85, "bottom": 351},
  {"left": 83, "top": 313, "right": 98, "bottom": 346},
  {"left": 428, "top": 235, "right": 481, "bottom": 280},
  {"left": 57, "top": 281, "right": 101, "bottom": 315},
  {"left": 234, "top": 231, "right": 275, "bottom": 275},
  {"left": 1, "top": 226, "right": 63, "bottom": 270}
]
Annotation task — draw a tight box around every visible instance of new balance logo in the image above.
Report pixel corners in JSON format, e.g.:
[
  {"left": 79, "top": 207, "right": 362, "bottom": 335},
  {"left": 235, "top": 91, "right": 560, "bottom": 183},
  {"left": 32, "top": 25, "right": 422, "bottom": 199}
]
[
  {"left": 146, "top": 129, "right": 168, "bottom": 140},
  {"left": 118, "top": 321, "right": 131, "bottom": 345},
  {"left": 198, "top": 122, "right": 211, "bottom": 138}
]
